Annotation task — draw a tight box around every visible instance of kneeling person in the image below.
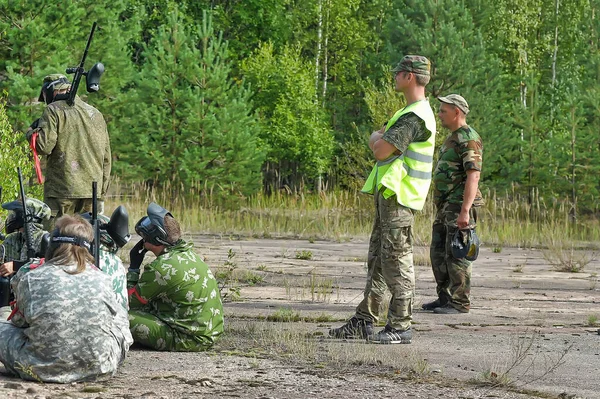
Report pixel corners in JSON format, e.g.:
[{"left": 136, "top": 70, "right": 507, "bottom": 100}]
[{"left": 127, "top": 202, "right": 223, "bottom": 351}]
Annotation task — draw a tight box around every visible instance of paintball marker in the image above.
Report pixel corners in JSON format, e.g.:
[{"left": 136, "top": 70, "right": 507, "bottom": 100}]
[
  {"left": 63, "top": 21, "right": 105, "bottom": 106},
  {"left": 17, "top": 168, "right": 36, "bottom": 260},
  {"left": 92, "top": 182, "right": 100, "bottom": 268}
]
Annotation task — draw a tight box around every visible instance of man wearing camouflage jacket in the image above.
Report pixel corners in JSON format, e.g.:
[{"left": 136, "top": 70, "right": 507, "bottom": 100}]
[
  {"left": 423, "top": 94, "right": 483, "bottom": 314},
  {"left": 26, "top": 74, "right": 111, "bottom": 227}
]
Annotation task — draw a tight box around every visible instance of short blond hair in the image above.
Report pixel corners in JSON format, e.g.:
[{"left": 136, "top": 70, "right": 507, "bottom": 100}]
[{"left": 164, "top": 215, "right": 181, "bottom": 244}]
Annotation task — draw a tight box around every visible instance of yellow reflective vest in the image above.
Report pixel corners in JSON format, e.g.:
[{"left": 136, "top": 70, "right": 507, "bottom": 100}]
[{"left": 361, "top": 99, "right": 436, "bottom": 211}]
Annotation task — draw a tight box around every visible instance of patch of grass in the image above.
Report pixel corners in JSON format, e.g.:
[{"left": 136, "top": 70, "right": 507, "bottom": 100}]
[
  {"left": 240, "top": 271, "right": 264, "bottom": 286},
  {"left": 295, "top": 250, "right": 313, "bottom": 260},
  {"left": 475, "top": 329, "right": 572, "bottom": 389},
  {"left": 587, "top": 314, "right": 598, "bottom": 326},
  {"left": 543, "top": 245, "right": 597, "bottom": 273},
  {"left": 493, "top": 247, "right": 503, "bottom": 253},
  {"left": 81, "top": 386, "right": 105, "bottom": 393},
  {"left": 256, "top": 264, "right": 268, "bottom": 271},
  {"left": 267, "top": 307, "right": 301, "bottom": 322},
  {"left": 413, "top": 248, "right": 430, "bottom": 267}
]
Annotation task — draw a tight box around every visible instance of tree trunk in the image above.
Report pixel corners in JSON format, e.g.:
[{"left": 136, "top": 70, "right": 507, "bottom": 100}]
[
  {"left": 321, "top": 0, "right": 329, "bottom": 108},
  {"left": 315, "top": 0, "right": 323, "bottom": 104}
]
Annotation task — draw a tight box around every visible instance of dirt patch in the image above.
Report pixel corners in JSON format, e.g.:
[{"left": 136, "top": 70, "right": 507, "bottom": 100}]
[{"left": 1, "top": 235, "right": 598, "bottom": 398}]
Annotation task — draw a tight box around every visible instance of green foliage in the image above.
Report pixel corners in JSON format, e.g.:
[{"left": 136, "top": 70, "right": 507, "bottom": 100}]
[
  {"left": 0, "top": 99, "right": 41, "bottom": 202},
  {"left": 295, "top": 250, "right": 313, "bottom": 260},
  {"left": 115, "top": 9, "right": 265, "bottom": 196},
  {"left": 242, "top": 43, "right": 334, "bottom": 182}
]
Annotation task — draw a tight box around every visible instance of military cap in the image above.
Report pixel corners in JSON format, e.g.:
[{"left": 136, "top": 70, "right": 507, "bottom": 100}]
[
  {"left": 438, "top": 94, "right": 470, "bottom": 115},
  {"left": 391, "top": 55, "right": 431, "bottom": 76},
  {"left": 42, "top": 74, "right": 72, "bottom": 90},
  {"left": 2, "top": 198, "right": 51, "bottom": 222}
]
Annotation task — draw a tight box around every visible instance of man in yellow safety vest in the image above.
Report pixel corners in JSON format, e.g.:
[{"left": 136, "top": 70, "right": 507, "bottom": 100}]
[{"left": 329, "top": 55, "right": 436, "bottom": 344}]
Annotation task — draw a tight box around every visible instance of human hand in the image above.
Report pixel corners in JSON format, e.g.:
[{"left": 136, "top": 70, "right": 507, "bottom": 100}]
[
  {"left": 0, "top": 262, "right": 15, "bottom": 277},
  {"left": 457, "top": 210, "right": 470, "bottom": 230},
  {"left": 129, "top": 239, "right": 147, "bottom": 270}
]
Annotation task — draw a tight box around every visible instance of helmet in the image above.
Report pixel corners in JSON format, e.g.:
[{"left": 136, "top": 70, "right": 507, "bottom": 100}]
[
  {"left": 38, "top": 74, "right": 72, "bottom": 104},
  {"left": 135, "top": 202, "right": 173, "bottom": 246},
  {"left": 81, "top": 205, "right": 131, "bottom": 250},
  {"left": 451, "top": 229, "right": 480, "bottom": 261},
  {"left": 2, "top": 198, "right": 51, "bottom": 232}
]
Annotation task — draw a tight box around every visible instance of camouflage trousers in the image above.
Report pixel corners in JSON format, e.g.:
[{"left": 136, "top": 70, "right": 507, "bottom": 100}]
[
  {"left": 355, "top": 189, "right": 415, "bottom": 331},
  {"left": 129, "top": 310, "right": 212, "bottom": 352},
  {"left": 43, "top": 197, "right": 93, "bottom": 230},
  {"left": 429, "top": 203, "right": 478, "bottom": 312}
]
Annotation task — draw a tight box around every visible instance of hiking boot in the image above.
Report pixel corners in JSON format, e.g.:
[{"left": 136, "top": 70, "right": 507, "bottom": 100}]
[
  {"left": 421, "top": 299, "right": 442, "bottom": 311},
  {"left": 433, "top": 304, "right": 467, "bottom": 314},
  {"left": 370, "top": 325, "right": 412, "bottom": 344},
  {"left": 329, "top": 316, "right": 374, "bottom": 339}
]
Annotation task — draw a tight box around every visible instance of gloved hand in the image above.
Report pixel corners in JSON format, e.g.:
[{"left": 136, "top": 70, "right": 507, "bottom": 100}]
[{"left": 129, "top": 239, "right": 147, "bottom": 270}]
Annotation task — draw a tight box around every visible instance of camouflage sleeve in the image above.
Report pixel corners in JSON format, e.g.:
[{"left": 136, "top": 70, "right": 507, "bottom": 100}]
[
  {"left": 129, "top": 258, "right": 173, "bottom": 308},
  {"left": 102, "top": 128, "right": 111, "bottom": 199},
  {"left": 460, "top": 138, "right": 483, "bottom": 172},
  {"left": 35, "top": 108, "right": 59, "bottom": 156},
  {"left": 2, "top": 233, "right": 23, "bottom": 262},
  {"left": 382, "top": 113, "right": 430, "bottom": 155}
]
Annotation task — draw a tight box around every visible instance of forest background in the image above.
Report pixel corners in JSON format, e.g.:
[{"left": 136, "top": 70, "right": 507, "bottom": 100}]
[{"left": 0, "top": 0, "right": 599, "bottom": 234}]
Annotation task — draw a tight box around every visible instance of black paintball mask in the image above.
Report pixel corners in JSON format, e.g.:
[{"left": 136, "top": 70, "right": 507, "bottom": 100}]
[
  {"left": 81, "top": 205, "right": 131, "bottom": 250},
  {"left": 135, "top": 202, "right": 173, "bottom": 247},
  {"left": 38, "top": 76, "right": 72, "bottom": 105},
  {"left": 4, "top": 210, "right": 24, "bottom": 234}
]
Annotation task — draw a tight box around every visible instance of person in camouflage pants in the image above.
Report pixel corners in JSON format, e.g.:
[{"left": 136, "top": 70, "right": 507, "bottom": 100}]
[
  {"left": 127, "top": 203, "right": 223, "bottom": 351},
  {"left": 423, "top": 94, "right": 483, "bottom": 314},
  {"left": 0, "top": 198, "right": 51, "bottom": 277},
  {"left": 26, "top": 74, "right": 111, "bottom": 229},
  {"left": 0, "top": 215, "right": 132, "bottom": 383},
  {"left": 329, "top": 55, "right": 436, "bottom": 344}
]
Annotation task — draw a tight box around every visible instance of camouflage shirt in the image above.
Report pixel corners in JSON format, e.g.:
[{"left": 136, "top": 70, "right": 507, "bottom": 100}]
[
  {"left": 99, "top": 246, "right": 128, "bottom": 310},
  {"left": 1, "top": 224, "right": 47, "bottom": 262},
  {"left": 382, "top": 112, "right": 431, "bottom": 154},
  {"left": 34, "top": 96, "right": 111, "bottom": 199},
  {"left": 128, "top": 240, "right": 224, "bottom": 350},
  {"left": 0, "top": 261, "right": 132, "bottom": 383},
  {"left": 433, "top": 125, "right": 483, "bottom": 206}
]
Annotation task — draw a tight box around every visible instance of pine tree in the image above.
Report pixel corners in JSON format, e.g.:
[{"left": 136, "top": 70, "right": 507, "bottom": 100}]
[{"left": 115, "top": 9, "right": 265, "bottom": 197}]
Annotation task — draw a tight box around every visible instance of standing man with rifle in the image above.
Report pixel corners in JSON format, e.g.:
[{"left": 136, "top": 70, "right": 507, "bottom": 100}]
[{"left": 26, "top": 23, "right": 110, "bottom": 228}]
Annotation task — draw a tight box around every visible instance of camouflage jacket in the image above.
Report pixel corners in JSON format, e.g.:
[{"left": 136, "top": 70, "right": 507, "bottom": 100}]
[
  {"left": 34, "top": 96, "right": 111, "bottom": 199},
  {"left": 128, "top": 240, "right": 224, "bottom": 350},
  {"left": 433, "top": 125, "right": 483, "bottom": 206},
  {"left": 99, "top": 245, "right": 128, "bottom": 310},
  {"left": 1, "top": 224, "right": 47, "bottom": 262},
  {"left": 0, "top": 260, "right": 132, "bottom": 383}
]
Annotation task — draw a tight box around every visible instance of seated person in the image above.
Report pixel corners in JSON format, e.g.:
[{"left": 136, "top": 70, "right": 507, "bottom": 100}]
[
  {"left": 0, "top": 215, "right": 132, "bottom": 383},
  {"left": 0, "top": 198, "right": 51, "bottom": 277},
  {"left": 81, "top": 206, "right": 131, "bottom": 310},
  {"left": 128, "top": 202, "right": 224, "bottom": 351}
]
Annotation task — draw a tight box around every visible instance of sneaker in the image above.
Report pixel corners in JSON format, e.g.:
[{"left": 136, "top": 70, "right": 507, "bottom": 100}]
[
  {"left": 421, "top": 299, "right": 442, "bottom": 311},
  {"left": 433, "top": 304, "right": 467, "bottom": 314},
  {"left": 370, "top": 325, "right": 412, "bottom": 344},
  {"left": 329, "top": 316, "right": 374, "bottom": 339}
]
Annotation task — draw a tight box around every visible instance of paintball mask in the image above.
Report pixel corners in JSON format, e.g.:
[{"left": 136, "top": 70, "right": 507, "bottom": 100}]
[
  {"left": 451, "top": 229, "right": 480, "bottom": 261},
  {"left": 81, "top": 205, "right": 131, "bottom": 251},
  {"left": 135, "top": 202, "right": 173, "bottom": 246},
  {"left": 38, "top": 74, "right": 72, "bottom": 104}
]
